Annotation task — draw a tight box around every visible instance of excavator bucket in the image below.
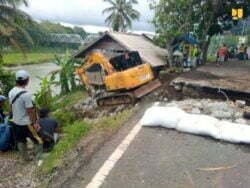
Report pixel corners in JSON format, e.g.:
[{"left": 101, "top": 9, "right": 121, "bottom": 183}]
[{"left": 133, "top": 79, "right": 162, "bottom": 98}]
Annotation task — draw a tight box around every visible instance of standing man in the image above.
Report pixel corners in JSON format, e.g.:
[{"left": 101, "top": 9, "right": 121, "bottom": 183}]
[
  {"left": 8, "top": 70, "right": 43, "bottom": 162},
  {"left": 191, "top": 45, "right": 199, "bottom": 67},
  {"left": 217, "top": 44, "right": 228, "bottom": 65}
]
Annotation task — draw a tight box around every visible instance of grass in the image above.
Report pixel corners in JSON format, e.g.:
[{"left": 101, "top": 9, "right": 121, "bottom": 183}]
[
  {"left": 52, "top": 89, "right": 87, "bottom": 110},
  {"left": 39, "top": 120, "right": 90, "bottom": 175},
  {"left": 38, "top": 108, "right": 134, "bottom": 176},
  {"left": 3, "top": 52, "right": 56, "bottom": 66},
  {"left": 52, "top": 89, "right": 87, "bottom": 126},
  {"left": 207, "top": 55, "right": 216, "bottom": 63},
  {"left": 2, "top": 48, "right": 65, "bottom": 66},
  {"left": 92, "top": 109, "right": 133, "bottom": 132}
]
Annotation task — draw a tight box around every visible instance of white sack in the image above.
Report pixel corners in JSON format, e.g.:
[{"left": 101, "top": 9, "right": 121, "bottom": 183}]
[
  {"left": 177, "top": 114, "right": 219, "bottom": 137},
  {"left": 141, "top": 106, "right": 186, "bottom": 128},
  {"left": 216, "top": 121, "right": 250, "bottom": 143},
  {"left": 141, "top": 106, "right": 250, "bottom": 144}
]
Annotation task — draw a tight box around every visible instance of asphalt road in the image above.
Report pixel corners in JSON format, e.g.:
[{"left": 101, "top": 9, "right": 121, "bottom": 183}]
[
  {"left": 103, "top": 128, "right": 250, "bottom": 188},
  {"left": 66, "top": 115, "right": 250, "bottom": 188}
]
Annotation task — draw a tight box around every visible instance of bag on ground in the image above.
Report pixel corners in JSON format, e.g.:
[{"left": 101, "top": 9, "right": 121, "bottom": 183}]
[
  {"left": 0, "top": 122, "right": 11, "bottom": 151},
  {"left": 177, "top": 114, "right": 219, "bottom": 137},
  {"left": 216, "top": 121, "right": 250, "bottom": 143},
  {"left": 141, "top": 106, "right": 187, "bottom": 128}
]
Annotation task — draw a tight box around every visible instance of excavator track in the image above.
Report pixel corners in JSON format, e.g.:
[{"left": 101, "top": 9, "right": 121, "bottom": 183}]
[
  {"left": 97, "top": 93, "right": 135, "bottom": 107},
  {"left": 97, "top": 79, "right": 162, "bottom": 107}
]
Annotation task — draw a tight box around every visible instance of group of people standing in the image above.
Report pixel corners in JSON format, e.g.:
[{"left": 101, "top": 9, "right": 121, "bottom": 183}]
[
  {"left": 173, "top": 44, "right": 202, "bottom": 69},
  {"left": 0, "top": 70, "right": 58, "bottom": 164},
  {"left": 216, "top": 43, "right": 249, "bottom": 65}
]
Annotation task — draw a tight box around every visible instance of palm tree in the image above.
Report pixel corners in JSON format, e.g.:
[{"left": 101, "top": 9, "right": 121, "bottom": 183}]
[
  {"left": 103, "top": 0, "right": 140, "bottom": 32},
  {"left": 0, "top": 0, "right": 33, "bottom": 63}
]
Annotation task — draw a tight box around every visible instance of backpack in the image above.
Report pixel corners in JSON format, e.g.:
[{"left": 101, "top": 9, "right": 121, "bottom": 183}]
[{"left": 0, "top": 120, "right": 11, "bottom": 151}]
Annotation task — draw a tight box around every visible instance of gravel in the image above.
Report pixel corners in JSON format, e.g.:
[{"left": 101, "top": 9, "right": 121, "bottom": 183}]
[{"left": 156, "top": 99, "right": 250, "bottom": 124}]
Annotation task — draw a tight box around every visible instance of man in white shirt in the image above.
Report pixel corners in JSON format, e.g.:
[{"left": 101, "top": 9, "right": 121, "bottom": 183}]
[{"left": 9, "top": 70, "right": 43, "bottom": 161}]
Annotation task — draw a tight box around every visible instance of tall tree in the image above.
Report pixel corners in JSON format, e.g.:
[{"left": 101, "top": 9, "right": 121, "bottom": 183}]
[
  {"left": 151, "top": 0, "right": 195, "bottom": 66},
  {"left": 103, "top": 0, "right": 140, "bottom": 32},
  {"left": 151, "top": 0, "right": 250, "bottom": 65},
  {"left": 0, "top": 0, "right": 33, "bottom": 63}
]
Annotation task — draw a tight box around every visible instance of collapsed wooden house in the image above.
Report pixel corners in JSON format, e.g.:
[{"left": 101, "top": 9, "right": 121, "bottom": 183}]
[{"left": 74, "top": 32, "right": 168, "bottom": 68}]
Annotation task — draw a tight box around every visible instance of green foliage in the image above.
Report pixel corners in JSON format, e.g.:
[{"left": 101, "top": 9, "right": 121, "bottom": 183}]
[
  {"left": 151, "top": 0, "right": 250, "bottom": 62},
  {"left": 152, "top": 0, "right": 194, "bottom": 43},
  {"left": 39, "top": 120, "right": 90, "bottom": 175},
  {"left": 3, "top": 50, "right": 57, "bottom": 66},
  {"left": 53, "top": 51, "right": 77, "bottom": 94},
  {"left": 51, "top": 90, "right": 86, "bottom": 125},
  {"left": 73, "top": 26, "right": 88, "bottom": 39},
  {"left": 103, "top": 0, "right": 140, "bottom": 32},
  {"left": 208, "top": 35, "right": 239, "bottom": 56},
  {"left": 52, "top": 110, "right": 76, "bottom": 127},
  {"left": 52, "top": 90, "right": 86, "bottom": 110},
  {"left": 0, "top": 67, "right": 15, "bottom": 95},
  {"left": 34, "top": 75, "right": 55, "bottom": 109},
  {"left": 0, "top": 0, "right": 33, "bottom": 60},
  {"left": 24, "top": 21, "right": 87, "bottom": 49}
]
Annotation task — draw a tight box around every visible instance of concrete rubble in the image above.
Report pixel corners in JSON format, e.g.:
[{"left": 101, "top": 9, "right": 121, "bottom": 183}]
[
  {"left": 72, "top": 97, "right": 128, "bottom": 120},
  {"left": 155, "top": 99, "right": 250, "bottom": 124}
]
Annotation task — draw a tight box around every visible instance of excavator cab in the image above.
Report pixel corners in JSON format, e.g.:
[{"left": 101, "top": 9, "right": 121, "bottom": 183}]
[{"left": 110, "top": 51, "right": 143, "bottom": 71}]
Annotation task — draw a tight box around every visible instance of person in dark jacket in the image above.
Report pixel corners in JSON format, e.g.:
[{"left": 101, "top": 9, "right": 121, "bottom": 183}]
[{"left": 38, "top": 108, "right": 59, "bottom": 151}]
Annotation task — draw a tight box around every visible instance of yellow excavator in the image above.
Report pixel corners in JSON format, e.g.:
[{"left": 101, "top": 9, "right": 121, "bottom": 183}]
[{"left": 76, "top": 51, "right": 161, "bottom": 106}]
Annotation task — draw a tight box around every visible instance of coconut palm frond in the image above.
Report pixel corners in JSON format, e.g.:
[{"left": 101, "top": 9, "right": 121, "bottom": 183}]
[{"left": 102, "top": 0, "right": 140, "bottom": 31}]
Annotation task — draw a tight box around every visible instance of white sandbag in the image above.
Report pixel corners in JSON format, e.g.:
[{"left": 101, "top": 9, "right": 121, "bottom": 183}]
[
  {"left": 141, "top": 106, "right": 250, "bottom": 144},
  {"left": 217, "top": 121, "right": 250, "bottom": 143},
  {"left": 238, "top": 124, "right": 250, "bottom": 143},
  {"left": 141, "top": 106, "right": 186, "bottom": 128},
  {"left": 177, "top": 114, "right": 219, "bottom": 137}
]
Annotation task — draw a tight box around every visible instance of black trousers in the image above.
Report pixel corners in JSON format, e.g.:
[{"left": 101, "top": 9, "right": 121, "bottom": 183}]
[{"left": 14, "top": 124, "right": 40, "bottom": 144}]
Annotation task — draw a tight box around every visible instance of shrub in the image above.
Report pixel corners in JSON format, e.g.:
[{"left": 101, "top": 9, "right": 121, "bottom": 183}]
[
  {"left": 52, "top": 110, "right": 77, "bottom": 127},
  {"left": 34, "top": 75, "right": 55, "bottom": 109},
  {"left": 0, "top": 68, "right": 15, "bottom": 96}
]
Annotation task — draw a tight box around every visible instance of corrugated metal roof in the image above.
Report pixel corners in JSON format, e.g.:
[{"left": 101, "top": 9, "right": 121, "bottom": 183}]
[{"left": 74, "top": 32, "right": 168, "bottom": 67}]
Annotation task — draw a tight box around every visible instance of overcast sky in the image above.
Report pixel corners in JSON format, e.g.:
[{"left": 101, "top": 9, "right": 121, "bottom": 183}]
[{"left": 21, "top": 0, "right": 155, "bottom": 33}]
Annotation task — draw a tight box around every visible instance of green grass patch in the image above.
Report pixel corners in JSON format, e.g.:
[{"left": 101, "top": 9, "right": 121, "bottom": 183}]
[
  {"left": 92, "top": 109, "right": 133, "bottom": 132},
  {"left": 39, "top": 120, "right": 90, "bottom": 175},
  {"left": 53, "top": 90, "right": 87, "bottom": 110},
  {"left": 207, "top": 55, "right": 216, "bottom": 63},
  {"left": 52, "top": 90, "right": 87, "bottom": 126},
  {"left": 3, "top": 52, "right": 56, "bottom": 66}
]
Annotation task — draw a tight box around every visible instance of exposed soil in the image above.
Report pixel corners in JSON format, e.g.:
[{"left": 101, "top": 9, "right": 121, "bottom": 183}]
[{"left": 0, "top": 150, "right": 37, "bottom": 188}]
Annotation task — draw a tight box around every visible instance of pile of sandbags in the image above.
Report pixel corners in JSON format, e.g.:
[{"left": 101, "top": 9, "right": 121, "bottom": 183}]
[{"left": 141, "top": 106, "right": 250, "bottom": 144}]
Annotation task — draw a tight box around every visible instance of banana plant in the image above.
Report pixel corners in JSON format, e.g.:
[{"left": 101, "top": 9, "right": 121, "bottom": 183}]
[
  {"left": 53, "top": 50, "right": 77, "bottom": 94},
  {"left": 34, "top": 75, "right": 56, "bottom": 109}
]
